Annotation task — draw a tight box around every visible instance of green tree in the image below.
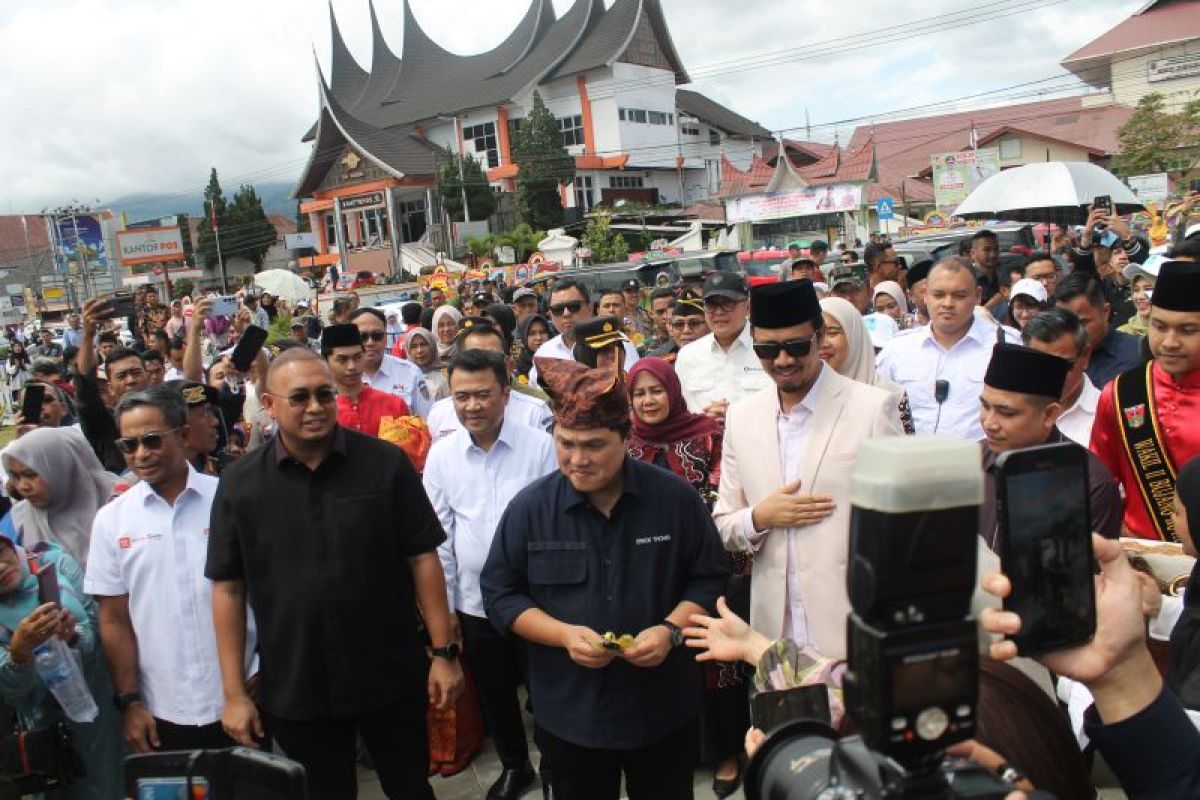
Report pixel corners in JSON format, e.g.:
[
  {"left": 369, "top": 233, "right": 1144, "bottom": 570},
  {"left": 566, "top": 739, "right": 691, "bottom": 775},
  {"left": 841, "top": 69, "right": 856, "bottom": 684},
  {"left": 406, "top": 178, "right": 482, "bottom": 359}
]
[
  {"left": 579, "top": 213, "right": 629, "bottom": 264},
  {"left": 196, "top": 168, "right": 227, "bottom": 270},
  {"left": 171, "top": 278, "right": 194, "bottom": 299},
  {"left": 224, "top": 185, "right": 279, "bottom": 268},
  {"left": 294, "top": 201, "right": 311, "bottom": 233},
  {"left": 1112, "top": 92, "right": 1200, "bottom": 177},
  {"left": 513, "top": 92, "right": 575, "bottom": 230},
  {"left": 497, "top": 223, "right": 544, "bottom": 262},
  {"left": 439, "top": 152, "right": 497, "bottom": 222}
]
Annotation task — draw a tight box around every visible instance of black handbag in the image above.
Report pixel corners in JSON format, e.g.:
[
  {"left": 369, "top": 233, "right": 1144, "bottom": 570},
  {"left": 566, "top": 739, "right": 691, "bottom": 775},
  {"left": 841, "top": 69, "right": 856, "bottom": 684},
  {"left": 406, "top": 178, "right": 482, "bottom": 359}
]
[{"left": 0, "top": 722, "right": 87, "bottom": 795}]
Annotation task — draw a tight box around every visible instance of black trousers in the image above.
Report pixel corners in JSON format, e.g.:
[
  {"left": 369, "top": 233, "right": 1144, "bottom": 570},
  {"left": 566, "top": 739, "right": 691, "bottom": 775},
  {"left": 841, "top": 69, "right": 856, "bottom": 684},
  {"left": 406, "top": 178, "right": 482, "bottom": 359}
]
[
  {"left": 154, "top": 718, "right": 237, "bottom": 751},
  {"left": 537, "top": 720, "right": 698, "bottom": 800},
  {"left": 460, "top": 612, "right": 530, "bottom": 769},
  {"left": 264, "top": 687, "right": 433, "bottom": 800}
]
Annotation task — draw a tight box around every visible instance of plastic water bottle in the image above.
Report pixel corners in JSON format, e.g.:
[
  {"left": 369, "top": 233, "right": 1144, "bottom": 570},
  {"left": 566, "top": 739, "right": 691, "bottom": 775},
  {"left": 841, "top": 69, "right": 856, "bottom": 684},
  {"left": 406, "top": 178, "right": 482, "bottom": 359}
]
[{"left": 34, "top": 638, "right": 98, "bottom": 723}]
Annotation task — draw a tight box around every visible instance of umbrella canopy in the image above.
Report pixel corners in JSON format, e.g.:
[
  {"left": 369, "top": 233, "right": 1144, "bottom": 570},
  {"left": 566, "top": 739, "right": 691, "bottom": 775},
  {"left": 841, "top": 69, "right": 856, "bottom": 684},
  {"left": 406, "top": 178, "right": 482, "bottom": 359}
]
[
  {"left": 253, "top": 269, "right": 313, "bottom": 305},
  {"left": 953, "top": 162, "right": 1143, "bottom": 226}
]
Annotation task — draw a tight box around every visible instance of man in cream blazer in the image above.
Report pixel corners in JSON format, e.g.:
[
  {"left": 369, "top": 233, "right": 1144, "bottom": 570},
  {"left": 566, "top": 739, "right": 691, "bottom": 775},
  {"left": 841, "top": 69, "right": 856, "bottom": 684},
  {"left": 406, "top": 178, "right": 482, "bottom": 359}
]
[{"left": 713, "top": 281, "right": 903, "bottom": 659}]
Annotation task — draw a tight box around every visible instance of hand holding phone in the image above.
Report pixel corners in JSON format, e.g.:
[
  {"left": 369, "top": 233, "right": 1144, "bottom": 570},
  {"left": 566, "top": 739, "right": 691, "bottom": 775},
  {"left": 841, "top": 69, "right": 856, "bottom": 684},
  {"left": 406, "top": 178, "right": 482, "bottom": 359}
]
[
  {"left": 231, "top": 326, "right": 268, "bottom": 372},
  {"left": 20, "top": 383, "right": 46, "bottom": 427},
  {"left": 36, "top": 563, "right": 61, "bottom": 607}
]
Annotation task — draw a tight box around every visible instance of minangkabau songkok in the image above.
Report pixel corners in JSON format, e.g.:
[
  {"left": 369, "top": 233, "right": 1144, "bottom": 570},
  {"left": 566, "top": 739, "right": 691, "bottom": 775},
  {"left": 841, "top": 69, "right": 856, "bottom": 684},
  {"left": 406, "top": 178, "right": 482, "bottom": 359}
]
[
  {"left": 571, "top": 316, "right": 629, "bottom": 368},
  {"left": 534, "top": 356, "right": 629, "bottom": 429},
  {"left": 984, "top": 342, "right": 1070, "bottom": 399},
  {"left": 1152, "top": 260, "right": 1200, "bottom": 311},
  {"left": 750, "top": 279, "right": 822, "bottom": 328},
  {"left": 321, "top": 323, "right": 364, "bottom": 350}
]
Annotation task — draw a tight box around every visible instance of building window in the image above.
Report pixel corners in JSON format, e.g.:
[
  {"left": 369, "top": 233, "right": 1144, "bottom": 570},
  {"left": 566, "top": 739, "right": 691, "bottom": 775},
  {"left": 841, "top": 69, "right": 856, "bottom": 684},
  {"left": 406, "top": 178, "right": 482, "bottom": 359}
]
[
  {"left": 323, "top": 211, "right": 338, "bottom": 250},
  {"left": 559, "top": 115, "right": 585, "bottom": 147},
  {"left": 668, "top": 113, "right": 674, "bottom": 125},
  {"left": 507, "top": 118, "right": 523, "bottom": 144},
  {"left": 709, "top": 128, "right": 721, "bottom": 146},
  {"left": 462, "top": 122, "right": 499, "bottom": 168},
  {"left": 628, "top": 108, "right": 648, "bottom": 123},
  {"left": 609, "top": 176, "right": 644, "bottom": 188},
  {"left": 574, "top": 175, "right": 594, "bottom": 211},
  {"left": 680, "top": 120, "right": 700, "bottom": 136},
  {"left": 648, "top": 111, "right": 667, "bottom": 125},
  {"left": 356, "top": 208, "right": 389, "bottom": 248},
  {"left": 618, "top": 108, "right": 627, "bottom": 121}
]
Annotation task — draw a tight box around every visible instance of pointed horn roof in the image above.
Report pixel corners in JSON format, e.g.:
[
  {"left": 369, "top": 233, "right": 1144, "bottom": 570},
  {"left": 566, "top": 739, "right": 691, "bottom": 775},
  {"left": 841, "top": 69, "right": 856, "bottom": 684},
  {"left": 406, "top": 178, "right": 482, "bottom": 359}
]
[
  {"left": 352, "top": 0, "right": 404, "bottom": 113},
  {"left": 766, "top": 144, "right": 810, "bottom": 193},
  {"left": 327, "top": 1, "right": 369, "bottom": 108}
]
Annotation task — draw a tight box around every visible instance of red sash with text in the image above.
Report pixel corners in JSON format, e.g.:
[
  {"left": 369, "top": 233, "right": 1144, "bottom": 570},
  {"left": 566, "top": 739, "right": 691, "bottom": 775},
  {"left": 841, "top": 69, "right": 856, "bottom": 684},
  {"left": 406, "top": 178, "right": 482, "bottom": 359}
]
[{"left": 1114, "top": 363, "right": 1178, "bottom": 541}]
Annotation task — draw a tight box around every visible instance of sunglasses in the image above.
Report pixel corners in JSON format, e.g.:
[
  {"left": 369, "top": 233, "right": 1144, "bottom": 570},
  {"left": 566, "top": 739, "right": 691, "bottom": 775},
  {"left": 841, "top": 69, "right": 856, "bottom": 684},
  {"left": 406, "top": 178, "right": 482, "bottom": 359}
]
[
  {"left": 670, "top": 319, "right": 706, "bottom": 331},
  {"left": 276, "top": 387, "right": 338, "bottom": 408},
  {"left": 115, "top": 428, "right": 182, "bottom": 455},
  {"left": 549, "top": 300, "right": 585, "bottom": 317},
  {"left": 703, "top": 296, "right": 742, "bottom": 312},
  {"left": 752, "top": 335, "right": 818, "bottom": 361},
  {"left": 360, "top": 331, "right": 386, "bottom": 342}
]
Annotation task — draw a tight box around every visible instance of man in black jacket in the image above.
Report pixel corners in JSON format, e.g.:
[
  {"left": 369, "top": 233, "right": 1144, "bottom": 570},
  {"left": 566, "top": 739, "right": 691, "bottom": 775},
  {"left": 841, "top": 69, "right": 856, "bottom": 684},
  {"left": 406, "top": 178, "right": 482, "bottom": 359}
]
[{"left": 75, "top": 297, "right": 150, "bottom": 472}]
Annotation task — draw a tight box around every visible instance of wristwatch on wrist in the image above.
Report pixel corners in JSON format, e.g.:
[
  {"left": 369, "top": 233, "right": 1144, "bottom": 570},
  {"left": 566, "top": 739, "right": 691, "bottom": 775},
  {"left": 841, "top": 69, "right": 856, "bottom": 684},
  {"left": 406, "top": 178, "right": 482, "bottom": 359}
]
[
  {"left": 113, "top": 691, "right": 143, "bottom": 712},
  {"left": 430, "top": 642, "right": 461, "bottom": 660},
  {"left": 660, "top": 620, "right": 684, "bottom": 648}
]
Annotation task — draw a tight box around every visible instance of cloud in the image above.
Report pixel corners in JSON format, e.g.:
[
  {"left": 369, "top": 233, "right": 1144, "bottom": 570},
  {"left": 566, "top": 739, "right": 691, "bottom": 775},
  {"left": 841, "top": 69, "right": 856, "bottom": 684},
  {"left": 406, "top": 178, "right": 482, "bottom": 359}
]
[{"left": 0, "top": 0, "right": 1143, "bottom": 212}]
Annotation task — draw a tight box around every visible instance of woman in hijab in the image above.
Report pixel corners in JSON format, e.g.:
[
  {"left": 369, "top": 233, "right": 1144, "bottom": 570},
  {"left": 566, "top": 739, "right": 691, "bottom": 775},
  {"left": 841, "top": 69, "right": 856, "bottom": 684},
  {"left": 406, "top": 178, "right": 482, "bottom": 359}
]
[
  {"left": 1167, "top": 456, "right": 1200, "bottom": 709},
  {"left": 818, "top": 297, "right": 915, "bottom": 434},
  {"left": 431, "top": 305, "right": 462, "bottom": 363},
  {"left": 404, "top": 327, "right": 450, "bottom": 401},
  {"left": 626, "top": 357, "right": 748, "bottom": 796},
  {"left": 3, "top": 428, "right": 119, "bottom": 571},
  {"left": 514, "top": 314, "right": 551, "bottom": 383},
  {"left": 871, "top": 280, "right": 909, "bottom": 327}
]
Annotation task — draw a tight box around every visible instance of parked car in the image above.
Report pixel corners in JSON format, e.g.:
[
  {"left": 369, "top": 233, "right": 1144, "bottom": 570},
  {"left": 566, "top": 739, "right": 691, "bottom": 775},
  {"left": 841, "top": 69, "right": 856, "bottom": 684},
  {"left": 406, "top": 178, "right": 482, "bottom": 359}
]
[{"left": 891, "top": 222, "right": 1037, "bottom": 271}]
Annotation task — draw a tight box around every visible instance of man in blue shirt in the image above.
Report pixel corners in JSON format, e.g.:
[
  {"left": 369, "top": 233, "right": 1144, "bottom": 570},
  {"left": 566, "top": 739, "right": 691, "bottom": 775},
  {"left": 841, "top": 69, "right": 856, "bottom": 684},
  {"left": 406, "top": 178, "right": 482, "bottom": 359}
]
[
  {"left": 482, "top": 356, "right": 728, "bottom": 800},
  {"left": 1055, "top": 272, "right": 1142, "bottom": 391}
]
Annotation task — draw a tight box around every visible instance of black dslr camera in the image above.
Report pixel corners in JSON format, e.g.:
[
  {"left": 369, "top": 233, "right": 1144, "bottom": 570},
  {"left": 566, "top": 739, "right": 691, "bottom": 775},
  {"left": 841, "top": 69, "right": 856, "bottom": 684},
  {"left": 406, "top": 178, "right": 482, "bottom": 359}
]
[{"left": 746, "top": 438, "right": 1050, "bottom": 800}]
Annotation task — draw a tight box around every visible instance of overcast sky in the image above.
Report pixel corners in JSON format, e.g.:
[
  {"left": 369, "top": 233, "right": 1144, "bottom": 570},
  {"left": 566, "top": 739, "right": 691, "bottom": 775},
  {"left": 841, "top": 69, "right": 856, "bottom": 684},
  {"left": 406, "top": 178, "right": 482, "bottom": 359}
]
[{"left": 0, "top": 0, "right": 1141, "bottom": 213}]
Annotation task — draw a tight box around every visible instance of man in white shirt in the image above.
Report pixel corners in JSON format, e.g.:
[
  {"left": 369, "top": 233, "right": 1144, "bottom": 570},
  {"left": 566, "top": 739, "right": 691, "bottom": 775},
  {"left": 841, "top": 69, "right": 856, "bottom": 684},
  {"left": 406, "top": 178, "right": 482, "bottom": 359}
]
[
  {"left": 424, "top": 349, "right": 556, "bottom": 800},
  {"left": 527, "top": 278, "right": 638, "bottom": 386},
  {"left": 674, "top": 272, "right": 772, "bottom": 421},
  {"left": 85, "top": 385, "right": 256, "bottom": 751},
  {"left": 1022, "top": 307, "right": 1100, "bottom": 447},
  {"left": 426, "top": 324, "right": 552, "bottom": 440},
  {"left": 877, "top": 257, "right": 1020, "bottom": 440},
  {"left": 351, "top": 307, "right": 433, "bottom": 417}
]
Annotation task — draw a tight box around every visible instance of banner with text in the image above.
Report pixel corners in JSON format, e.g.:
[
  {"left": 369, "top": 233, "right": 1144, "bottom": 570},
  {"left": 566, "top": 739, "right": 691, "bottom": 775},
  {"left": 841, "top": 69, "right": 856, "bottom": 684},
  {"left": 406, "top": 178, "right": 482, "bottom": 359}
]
[
  {"left": 931, "top": 148, "right": 1000, "bottom": 215},
  {"left": 117, "top": 226, "right": 186, "bottom": 266},
  {"left": 725, "top": 183, "right": 864, "bottom": 224}
]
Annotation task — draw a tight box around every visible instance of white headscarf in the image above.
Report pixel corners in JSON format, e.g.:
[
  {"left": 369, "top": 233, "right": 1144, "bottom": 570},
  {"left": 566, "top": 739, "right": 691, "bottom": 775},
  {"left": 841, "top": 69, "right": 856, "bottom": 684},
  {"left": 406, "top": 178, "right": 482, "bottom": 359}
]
[
  {"left": 872, "top": 281, "right": 908, "bottom": 316},
  {"left": 431, "top": 305, "right": 462, "bottom": 360},
  {"left": 4, "top": 427, "right": 119, "bottom": 570},
  {"left": 819, "top": 297, "right": 903, "bottom": 396}
]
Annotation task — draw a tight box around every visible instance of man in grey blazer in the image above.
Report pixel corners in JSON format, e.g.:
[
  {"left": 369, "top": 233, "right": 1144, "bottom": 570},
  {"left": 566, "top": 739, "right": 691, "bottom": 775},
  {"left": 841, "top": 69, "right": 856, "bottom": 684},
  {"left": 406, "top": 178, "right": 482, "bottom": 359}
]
[{"left": 712, "top": 280, "right": 903, "bottom": 659}]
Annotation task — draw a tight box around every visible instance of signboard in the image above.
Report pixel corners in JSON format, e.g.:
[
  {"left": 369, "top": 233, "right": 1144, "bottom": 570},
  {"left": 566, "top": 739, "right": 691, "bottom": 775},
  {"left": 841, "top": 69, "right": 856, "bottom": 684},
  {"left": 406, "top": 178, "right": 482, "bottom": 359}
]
[
  {"left": 1127, "top": 173, "right": 1170, "bottom": 204},
  {"left": 6, "top": 284, "right": 24, "bottom": 295},
  {"left": 931, "top": 148, "right": 1000, "bottom": 215},
  {"left": 54, "top": 214, "right": 108, "bottom": 271},
  {"left": 876, "top": 197, "right": 895, "bottom": 221},
  {"left": 116, "top": 227, "right": 186, "bottom": 266},
  {"left": 1148, "top": 52, "right": 1200, "bottom": 83},
  {"left": 725, "top": 183, "right": 865, "bottom": 224},
  {"left": 341, "top": 191, "right": 385, "bottom": 212},
  {"left": 42, "top": 287, "right": 65, "bottom": 301},
  {"left": 284, "top": 232, "right": 319, "bottom": 250}
]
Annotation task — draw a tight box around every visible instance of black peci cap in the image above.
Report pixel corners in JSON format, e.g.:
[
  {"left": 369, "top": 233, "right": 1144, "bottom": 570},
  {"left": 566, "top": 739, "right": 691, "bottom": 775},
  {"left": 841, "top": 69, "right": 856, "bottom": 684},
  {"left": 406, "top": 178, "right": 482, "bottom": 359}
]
[
  {"left": 1151, "top": 261, "right": 1200, "bottom": 312},
  {"left": 984, "top": 342, "right": 1069, "bottom": 399},
  {"left": 321, "top": 324, "right": 363, "bottom": 350},
  {"left": 750, "top": 280, "right": 822, "bottom": 329}
]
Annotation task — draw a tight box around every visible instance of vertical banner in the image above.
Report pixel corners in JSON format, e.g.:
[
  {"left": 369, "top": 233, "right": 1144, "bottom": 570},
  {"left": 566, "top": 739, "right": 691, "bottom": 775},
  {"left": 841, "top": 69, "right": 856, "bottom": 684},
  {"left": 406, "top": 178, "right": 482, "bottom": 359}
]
[{"left": 54, "top": 214, "right": 108, "bottom": 272}]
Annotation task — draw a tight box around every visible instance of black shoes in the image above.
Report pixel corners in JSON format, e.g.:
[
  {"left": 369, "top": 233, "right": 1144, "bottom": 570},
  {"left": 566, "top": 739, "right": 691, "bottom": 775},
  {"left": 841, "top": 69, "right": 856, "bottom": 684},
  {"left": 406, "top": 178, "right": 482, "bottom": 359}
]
[{"left": 487, "top": 762, "right": 537, "bottom": 800}]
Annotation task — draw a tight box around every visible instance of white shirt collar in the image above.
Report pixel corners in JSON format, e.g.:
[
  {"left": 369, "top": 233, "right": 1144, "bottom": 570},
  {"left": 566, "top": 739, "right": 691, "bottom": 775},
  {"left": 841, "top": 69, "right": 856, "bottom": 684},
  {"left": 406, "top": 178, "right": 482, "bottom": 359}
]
[
  {"left": 1069, "top": 374, "right": 1100, "bottom": 415},
  {"left": 708, "top": 322, "right": 752, "bottom": 354},
  {"left": 458, "top": 416, "right": 516, "bottom": 455},
  {"left": 138, "top": 463, "right": 204, "bottom": 507}
]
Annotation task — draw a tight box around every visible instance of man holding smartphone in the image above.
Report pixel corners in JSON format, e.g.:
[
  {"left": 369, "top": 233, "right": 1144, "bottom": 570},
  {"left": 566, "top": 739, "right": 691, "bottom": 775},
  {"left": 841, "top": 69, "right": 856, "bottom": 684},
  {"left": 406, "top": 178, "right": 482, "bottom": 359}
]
[{"left": 976, "top": 342, "right": 1123, "bottom": 552}]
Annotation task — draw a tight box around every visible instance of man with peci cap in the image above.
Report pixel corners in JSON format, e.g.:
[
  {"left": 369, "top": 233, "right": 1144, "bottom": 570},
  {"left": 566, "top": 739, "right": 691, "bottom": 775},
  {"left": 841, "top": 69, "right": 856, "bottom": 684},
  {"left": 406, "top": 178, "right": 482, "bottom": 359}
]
[
  {"left": 977, "top": 342, "right": 1123, "bottom": 552},
  {"left": 674, "top": 272, "right": 772, "bottom": 422},
  {"left": 713, "top": 280, "right": 902, "bottom": 659},
  {"left": 321, "top": 323, "right": 412, "bottom": 439},
  {"left": 571, "top": 316, "right": 630, "bottom": 373},
  {"left": 481, "top": 357, "right": 728, "bottom": 800},
  {"left": 649, "top": 291, "right": 707, "bottom": 363},
  {"left": 1091, "top": 261, "right": 1200, "bottom": 541}
]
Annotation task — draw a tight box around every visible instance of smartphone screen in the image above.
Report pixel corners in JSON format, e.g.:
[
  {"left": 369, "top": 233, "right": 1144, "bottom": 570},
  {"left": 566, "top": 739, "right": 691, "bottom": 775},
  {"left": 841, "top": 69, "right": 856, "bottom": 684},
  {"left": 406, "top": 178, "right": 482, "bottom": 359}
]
[
  {"left": 999, "top": 444, "right": 1096, "bottom": 656},
  {"left": 36, "top": 562, "right": 60, "bottom": 607},
  {"left": 21, "top": 383, "right": 46, "bottom": 424},
  {"left": 231, "top": 326, "right": 268, "bottom": 372},
  {"left": 136, "top": 776, "right": 209, "bottom": 800},
  {"left": 1093, "top": 194, "right": 1112, "bottom": 213}
]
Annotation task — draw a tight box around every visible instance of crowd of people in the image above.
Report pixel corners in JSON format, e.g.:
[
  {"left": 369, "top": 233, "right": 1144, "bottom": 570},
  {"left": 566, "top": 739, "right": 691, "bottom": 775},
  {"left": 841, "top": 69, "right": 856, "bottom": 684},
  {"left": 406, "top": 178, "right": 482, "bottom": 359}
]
[{"left": 0, "top": 204, "right": 1195, "bottom": 799}]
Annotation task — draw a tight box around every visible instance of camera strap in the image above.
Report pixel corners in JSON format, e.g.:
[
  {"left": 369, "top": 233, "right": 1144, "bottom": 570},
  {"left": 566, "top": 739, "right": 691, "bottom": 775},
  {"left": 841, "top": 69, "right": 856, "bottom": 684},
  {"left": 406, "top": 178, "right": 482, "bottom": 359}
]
[{"left": 1114, "top": 363, "right": 1178, "bottom": 541}]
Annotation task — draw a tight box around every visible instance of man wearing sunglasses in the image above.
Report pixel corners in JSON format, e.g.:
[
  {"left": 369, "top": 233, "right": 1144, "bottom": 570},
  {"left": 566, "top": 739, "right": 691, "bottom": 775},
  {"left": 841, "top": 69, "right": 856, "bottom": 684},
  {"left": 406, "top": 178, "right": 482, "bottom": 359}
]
[
  {"left": 87, "top": 386, "right": 255, "bottom": 752},
  {"left": 351, "top": 307, "right": 433, "bottom": 418},
  {"left": 207, "top": 348, "right": 462, "bottom": 798},
  {"left": 527, "top": 278, "right": 639, "bottom": 386},
  {"left": 713, "top": 280, "right": 902, "bottom": 660},
  {"left": 322, "top": 324, "right": 412, "bottom": 439},
  {"left": 675, "top": 272, "right": 773, "bottom": 423}
]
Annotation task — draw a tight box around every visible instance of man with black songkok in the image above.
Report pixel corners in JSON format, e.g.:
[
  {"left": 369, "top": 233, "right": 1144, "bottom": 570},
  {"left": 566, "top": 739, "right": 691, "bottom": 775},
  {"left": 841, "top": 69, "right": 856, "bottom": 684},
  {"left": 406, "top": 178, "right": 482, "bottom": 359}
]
[
  {"left": 481, "top": 357, "right": 728, "bottom": 800},
  {"left": 322, "top": 323, "right": 411, "bottom": 438},
  {"left": 977, "top": 342, "right": 1123, "bottom": 552},
  {"left": 712, "top": 280, "right": 902, "bottom": 660}
]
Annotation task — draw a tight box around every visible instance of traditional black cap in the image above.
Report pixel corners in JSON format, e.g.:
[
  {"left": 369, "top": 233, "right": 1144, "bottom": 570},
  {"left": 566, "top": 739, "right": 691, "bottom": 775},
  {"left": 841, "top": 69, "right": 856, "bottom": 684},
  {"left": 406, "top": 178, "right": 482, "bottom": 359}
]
[
  {"left": 906, "top": 259, "right": 934, "bottom": 287},
  {"left": 671, "top": 290, "right": 705, "bottom": 317},
  {"left": 572, "top": 316, "right": 628, "bottom": 367},
  {"left": 165, "top": 379, "right": 219, "bottom": 408},
  {"left": 703, "top": 271, "right": 748, "bottom": 300},
  {"left": 471, "top": 292, "right": 491, "bottom": 307},
  {"left": 621, "top": 278, "right": 640, "bottom": 292},
  {"left": 984, "top": 343, "right": 1069, "bottom": 399},
  {"left": 458, "top": 315, "right": 493, "bottom": 332},
  {"left": 321, "top": 324, "right": 363, "bottom": 350},
  {"left": 1151, "top": 261, "right": 1200, "bottom": 312},
  {"left": 750, "top": 280, "right": 822, "bottom": 329}
]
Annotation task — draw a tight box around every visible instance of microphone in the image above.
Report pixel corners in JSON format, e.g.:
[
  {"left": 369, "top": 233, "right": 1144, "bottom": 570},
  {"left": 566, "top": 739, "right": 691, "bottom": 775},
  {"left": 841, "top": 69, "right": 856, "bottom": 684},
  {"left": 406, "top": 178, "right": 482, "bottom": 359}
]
[{"left": 933, "top": 380, "right": 949, "bottom": 433}]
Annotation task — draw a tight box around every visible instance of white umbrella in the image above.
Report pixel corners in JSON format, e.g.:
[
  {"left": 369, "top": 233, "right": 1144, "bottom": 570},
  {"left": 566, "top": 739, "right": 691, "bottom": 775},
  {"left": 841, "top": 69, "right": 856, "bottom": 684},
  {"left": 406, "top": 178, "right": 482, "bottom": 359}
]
[
  {"left": 953, "top": 161, "right": 1143, "bottom": 225},
  {"left": 253, "top": 269, "right": 312, "bottom": 305}
]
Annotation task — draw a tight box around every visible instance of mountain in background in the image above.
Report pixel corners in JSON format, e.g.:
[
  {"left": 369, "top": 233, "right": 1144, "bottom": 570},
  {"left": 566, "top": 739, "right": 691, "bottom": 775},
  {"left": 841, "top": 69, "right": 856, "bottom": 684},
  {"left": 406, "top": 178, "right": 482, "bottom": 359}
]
[{"left": 103, "top": 181, "right": 298, "bottom": 222}]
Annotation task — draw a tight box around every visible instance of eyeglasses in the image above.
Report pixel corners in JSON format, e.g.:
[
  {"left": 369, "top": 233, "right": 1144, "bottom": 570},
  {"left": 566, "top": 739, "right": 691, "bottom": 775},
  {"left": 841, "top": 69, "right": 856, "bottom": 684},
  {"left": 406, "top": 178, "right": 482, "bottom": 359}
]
[
  {"left": 752, "top": 335, "right": 818, "bottom": 361},
  {"left": 276, "top": 387, "right": 337, "bottom": 408},
  {"left": 670, "top": 319, "right": 706, "bottom": 331},
  {"left": 703, "top": 296, "right": 742, "bottom": 312},
  {"left": 115, "top": 428, "right": 182, "bottom": 455},
  {"left": 360, "top": 331, "right": 386, "bottom": 342},
  {"left": 549, "top": 300, "right": 585, "bottom": 317}
]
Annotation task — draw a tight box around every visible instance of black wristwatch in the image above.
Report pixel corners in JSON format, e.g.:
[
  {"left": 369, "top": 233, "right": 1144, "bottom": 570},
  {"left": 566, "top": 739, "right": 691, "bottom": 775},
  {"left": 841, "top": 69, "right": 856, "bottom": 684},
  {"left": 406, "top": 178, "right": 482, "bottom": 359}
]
[
  {"left": 430, "top": 643, "right": 461, "bottom": 660},
  {"left": 113, "top": 691, "right": 143, "bottom": 712},
  {"left": 660, "top": 620, "right": 684, "bottom": 648}
]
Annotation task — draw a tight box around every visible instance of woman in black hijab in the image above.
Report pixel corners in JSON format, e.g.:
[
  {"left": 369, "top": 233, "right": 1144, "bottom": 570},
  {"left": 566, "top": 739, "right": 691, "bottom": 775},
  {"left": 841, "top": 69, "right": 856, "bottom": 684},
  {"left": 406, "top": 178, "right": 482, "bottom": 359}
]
[{"left": 1168, "top": 456, "right": 1200, "bottom": 708}]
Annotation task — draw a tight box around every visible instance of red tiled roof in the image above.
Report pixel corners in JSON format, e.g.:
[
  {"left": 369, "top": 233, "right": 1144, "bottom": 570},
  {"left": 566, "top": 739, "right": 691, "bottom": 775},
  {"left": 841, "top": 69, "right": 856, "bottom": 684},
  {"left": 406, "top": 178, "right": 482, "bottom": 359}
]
[
  {"left": 762, "top": 139, "right": 836, "bottom": 167},
  {"left": 1062, "top": 0, "right": 1200, "bottom": 78},
  {"left": 718, "top": 153, "right": 774, "bottom": 197},
  {"left": 0, "top": 215, "right": 52, "bottom": 257}
]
